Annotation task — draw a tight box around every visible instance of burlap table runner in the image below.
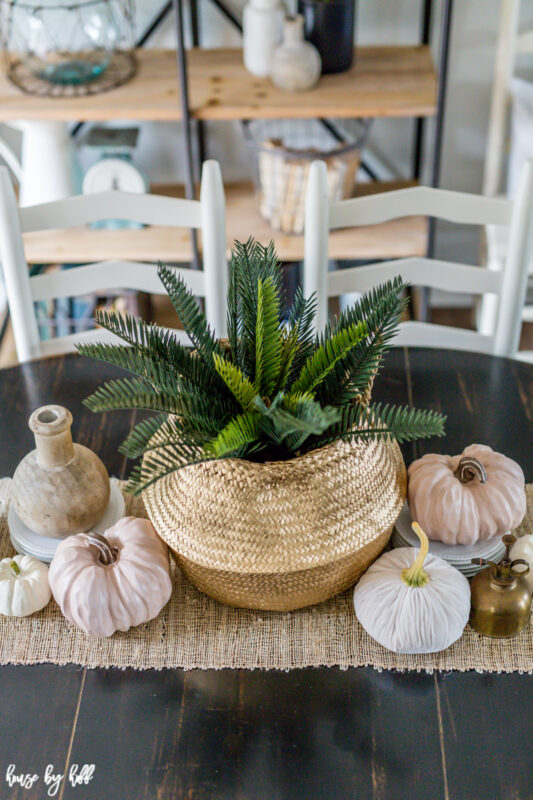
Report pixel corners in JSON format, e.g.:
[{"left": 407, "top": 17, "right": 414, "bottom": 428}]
[{"left": 0, "top": 478, "right": 532, "bottom": 673}]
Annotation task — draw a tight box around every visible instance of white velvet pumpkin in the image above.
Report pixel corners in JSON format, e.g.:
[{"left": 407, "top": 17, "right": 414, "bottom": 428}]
[
  {"left": 0, "top": 554, "right": 51, "bottom": 617},
  {"left": 49, "top": 516, "right": 172, "bottom": 637},
  {"left": 511, "top": 535, "right": 533, "bottom": 592},
  {"left": 408, "top": 444, "right": 526, "bottom": 545},
  {"left": 353, "top": 523, "right": 470, "bottom": 654}
]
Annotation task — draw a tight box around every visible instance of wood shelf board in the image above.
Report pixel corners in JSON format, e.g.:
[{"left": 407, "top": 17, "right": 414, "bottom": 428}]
[
  {"left": 22, "top": 181, "right": 428, "bottom": 265},
  {"left": 0, "top": 47, "right": 436, "bottom": 122}
]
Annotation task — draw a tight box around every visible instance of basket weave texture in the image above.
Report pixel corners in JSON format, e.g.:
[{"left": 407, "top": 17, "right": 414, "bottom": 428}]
[{"left": 143, "top": 436, "right": 407, "bottom": 611}]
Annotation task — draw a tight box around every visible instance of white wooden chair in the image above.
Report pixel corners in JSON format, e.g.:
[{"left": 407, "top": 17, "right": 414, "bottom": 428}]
[
  {"left": 479, "top": 0, "right": 533, "bottom": 337},
  {"left": 0, "top": 159, "right": 228, "bottom": 363},
  {"left": 303, "top": 159, "right": 533, "bottom": 357}
]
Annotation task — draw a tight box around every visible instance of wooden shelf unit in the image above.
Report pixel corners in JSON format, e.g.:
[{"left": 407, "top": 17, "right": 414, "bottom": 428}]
[
  {"left": 0, "top": 47, "right": 437, "bottom": 122},
  {"left": 22, "top": 181, "right": 428, "bottom": 265}
]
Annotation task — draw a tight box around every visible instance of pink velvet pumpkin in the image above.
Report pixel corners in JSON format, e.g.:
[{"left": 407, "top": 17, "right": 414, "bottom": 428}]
[
  {"left": 49, "top": 516, "right": 172, "bottom": 637},
  {"left": 407, "top": 444, "right": 526, "bottom": 545}
]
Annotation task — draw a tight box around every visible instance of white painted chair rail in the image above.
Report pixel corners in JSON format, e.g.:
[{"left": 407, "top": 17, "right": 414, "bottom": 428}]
[
  {"left": 18, "top": 190, "right": 203, "bottom": 233},
  {"left": 304, "top": 159, "right": 533, "bottom": 357},
  {"left": 0, "top": 160, "right": 228, "bottom": 362},
  {"left": 29, "top": 260, "right": 206, "bottom": 302},
  {"left": 330, "top": 187, "right": 512, "bottom": 230}
]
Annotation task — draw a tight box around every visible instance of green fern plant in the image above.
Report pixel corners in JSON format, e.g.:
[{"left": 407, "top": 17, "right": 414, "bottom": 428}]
[{"left": 79, "top": 238, "right": 445, "bottom": 493}]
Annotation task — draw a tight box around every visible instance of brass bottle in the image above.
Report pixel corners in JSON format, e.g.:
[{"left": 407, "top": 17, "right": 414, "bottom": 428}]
[{"left": 469, "top": 534, "right": 531, "bottom": 638}]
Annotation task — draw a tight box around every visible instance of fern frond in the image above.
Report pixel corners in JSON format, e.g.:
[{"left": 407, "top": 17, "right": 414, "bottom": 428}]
[
  {"left": 176, "top": 390, "right": 235, "bottom": 439},
  {"left": 286, "top": 288, "right": 317, "bottom": 386},
  {"left": 157, "top": 263, "right": 221, "bottom": 371},
  {"left": 227, "top": 245, "right": 241, "bottom": 367},
  {"left": 205, "top": 412, "right": 262, "bottom": 458},
  {"left": 316, "top": 278, "right": 408, "bottom": 405},
  {"left": 77, "top": 341, "right": 184, "bottom": 397},
  {"left": 255, "top": 276, "right": 282, "bottom": 396},
  {"left": 264, "top": 396, "right": 341, "bottom": 450},
  {"left": 119, "top": 414, "right": 172, "bottom": 459},
  {"left": 230, "top": 238, "right": 284, "bottom": 377},
  {"left": 309, "top": 401, "right": 446, "bottom": 450},
  {"left": 126, "top": 438, "right": 211, "bottom": 494},
  {"left": 367, "top": 403, "right": 447, "bottom": 443},
  {"left": 83, "top": 377, "right": 181, "bottom": 414},
  {"left": 292, "top": 320, "right": 368, "bottom": 395},
  {"left": 84, "top": 312, "right": 218, "bottom": 395},
  {"left": 213, "top": 354, "right": 257, "bottom": 411}
]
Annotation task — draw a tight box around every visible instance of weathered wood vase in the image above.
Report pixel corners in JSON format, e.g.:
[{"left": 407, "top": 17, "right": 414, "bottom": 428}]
[{"left": 12, "top": 405, "right": 110, "bottom": 538}]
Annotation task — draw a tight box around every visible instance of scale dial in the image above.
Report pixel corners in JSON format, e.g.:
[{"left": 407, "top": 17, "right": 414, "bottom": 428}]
[{"left": 82, "top": 157, "right": 147, "bottom": 194}]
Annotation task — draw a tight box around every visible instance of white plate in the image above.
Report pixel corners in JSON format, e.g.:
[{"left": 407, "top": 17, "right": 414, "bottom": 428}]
[
  {"left": 8, "top": 479, "right": 126, "bottom": 563},
  {"left": 392, "top": 531, "right": 505, "bottom": 563},
  {"left": 393, "top": 503, "right": 507, "bottom": 575}
]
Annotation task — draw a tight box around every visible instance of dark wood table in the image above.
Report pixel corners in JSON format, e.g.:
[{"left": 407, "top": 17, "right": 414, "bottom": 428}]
[{"left": 0, "top": 349, "right": 532, "bottom": 800}]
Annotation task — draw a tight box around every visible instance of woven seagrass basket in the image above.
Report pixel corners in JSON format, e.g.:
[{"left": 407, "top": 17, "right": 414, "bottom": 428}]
[{"left": 143, "top": 434, "right": 406, "bottom": 612}]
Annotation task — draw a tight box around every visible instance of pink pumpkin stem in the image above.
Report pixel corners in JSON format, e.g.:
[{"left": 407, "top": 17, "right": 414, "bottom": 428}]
[
  {"left": 84, "top": 532, "right": 119, "bottom": 566},
  {"left": 454, "top": 456, "right": 487, "bottom": 485}
]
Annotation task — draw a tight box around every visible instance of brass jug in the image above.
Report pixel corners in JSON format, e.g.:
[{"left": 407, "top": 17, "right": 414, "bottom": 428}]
[{"left": 469, "top": 534, "right": 531, "bottom": 638}]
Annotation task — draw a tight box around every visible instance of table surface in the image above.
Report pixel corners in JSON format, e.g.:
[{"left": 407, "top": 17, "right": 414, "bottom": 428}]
[{"left": 0, "top": 348, "right": 532, "bottom": 800}]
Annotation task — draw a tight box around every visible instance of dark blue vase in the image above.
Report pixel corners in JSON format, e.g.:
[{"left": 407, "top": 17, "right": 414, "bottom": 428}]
[{"left": 297, "top": 0, "right": 355, "bottom": 75}]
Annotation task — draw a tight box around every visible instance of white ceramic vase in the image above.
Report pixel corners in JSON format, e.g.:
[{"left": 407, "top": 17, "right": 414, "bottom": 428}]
[
  {"left": 270, "top": 14, "right": 321, "bottom": 92},
  {"left": 243, "top": 0, "right": 284, "bottom": 78}
]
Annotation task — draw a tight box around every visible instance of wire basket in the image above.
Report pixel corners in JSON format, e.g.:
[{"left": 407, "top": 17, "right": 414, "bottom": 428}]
[
  {"left": 0, "top": 0, "right": 136, "bottom": 96},
  {"left": 243, "top": 118, "right": 371, "bottom": 235}
]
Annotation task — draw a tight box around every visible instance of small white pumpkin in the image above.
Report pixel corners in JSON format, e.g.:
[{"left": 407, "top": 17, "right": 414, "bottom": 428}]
[
  {"left": 353, "top": 523, "right": 470, "bottom": 654},
  {"left": 49, "top": 516, "right": 172, "bottom": 637},
  {"left": 510, "top": 535, "right": 533, "bottom": 592},
  {"left": 0, "top": 554, "right": 51, "bottom": 617}
]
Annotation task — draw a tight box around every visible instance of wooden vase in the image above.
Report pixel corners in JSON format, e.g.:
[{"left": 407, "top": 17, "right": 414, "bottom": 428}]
[{"left": 12, "top": 405, "right": 110, "bottom": 538}]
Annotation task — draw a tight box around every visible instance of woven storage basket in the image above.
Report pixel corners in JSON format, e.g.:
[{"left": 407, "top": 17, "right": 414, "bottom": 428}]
[{"left": 143, "top": 435, "right": 406, "bottom": 612}]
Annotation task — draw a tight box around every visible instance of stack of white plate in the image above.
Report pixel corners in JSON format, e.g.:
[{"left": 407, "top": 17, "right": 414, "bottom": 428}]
[
  {"left": 8, "top": 480, "right": 126, "bottom": 563},
  {"left": 392, "top": 504, "right": 506, "bottom": 578}
]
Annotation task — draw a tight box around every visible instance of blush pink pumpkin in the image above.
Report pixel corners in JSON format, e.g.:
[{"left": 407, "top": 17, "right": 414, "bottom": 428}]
[
  {"left": 49, "top": 516, "right": 172, "bottom": 637},
  {"left": 407, "top": 444, "right": 526, "bottom": 545}
]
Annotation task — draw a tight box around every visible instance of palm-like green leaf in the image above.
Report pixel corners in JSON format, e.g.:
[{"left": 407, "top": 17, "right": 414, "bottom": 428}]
[
  {"left": 127, "top": 438, "right": 212, "bottom": 494},
  {"left": 119, "top": 414, "right": 169, "bottom": 459},
  {"left": 286, "top": 288, "right": 317, "bottom": 386},
  {"left": 264, "top": 396, "right": 341, "bottom": 450},
  {"left": 316, "top": 278, "right": 408, "bottom": 406},
  {"left": 230, "top": 238, "right": 283, "bottom": 378},
  {"left": 80, "top": 312, "right": 219, "bottom": 397},
  {"left": 310, "top": 401, "right": 446, "bottom": 451},
  {"left": 292, "top": 320, "right": 368, "bottom": 395},
  {"left": 157, "top": 263, "right": 222, "bottom": 375},
  {"left": 84, "top": 377, "right": 182, "bottom": 414},
  {"left": 213, "top": 354, "right": 257, "bottom": 411},
  {"left": 255, "top": 276, "right": 282, "bottom": 397},
  {"left": 205, "top": 412, "right": 262, "bottom": 458}
]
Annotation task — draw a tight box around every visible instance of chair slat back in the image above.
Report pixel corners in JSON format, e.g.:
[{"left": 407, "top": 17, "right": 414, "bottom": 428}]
[
  {"left": 0, "top": 160, "right": 228, "bottom": 362},
  {"left": 304, "top": 159, "right": 533, "bottom": 356},
  {"left": 19, "top": 190, "right": 203, "bottom": 233},
  {"left": 29, "top": 260, "right": 207, "bottom": 302},
  {"left": 330, "top": 188, "right": 512, "bottom": 230}
]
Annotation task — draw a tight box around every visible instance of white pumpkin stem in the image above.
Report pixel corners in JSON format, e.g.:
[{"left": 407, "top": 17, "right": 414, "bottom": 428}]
[
  {"left": 85, "top": 532, "right": 118, "bottom": 566},
  {"left": 401, "top": 522, "right": 430, "bottom": 588},
  {"left": 454, "top": 456, "right": 487, "bottom": 485},
  {"left": 10, "top": 560, "right": 21, "bottom": 576}
]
